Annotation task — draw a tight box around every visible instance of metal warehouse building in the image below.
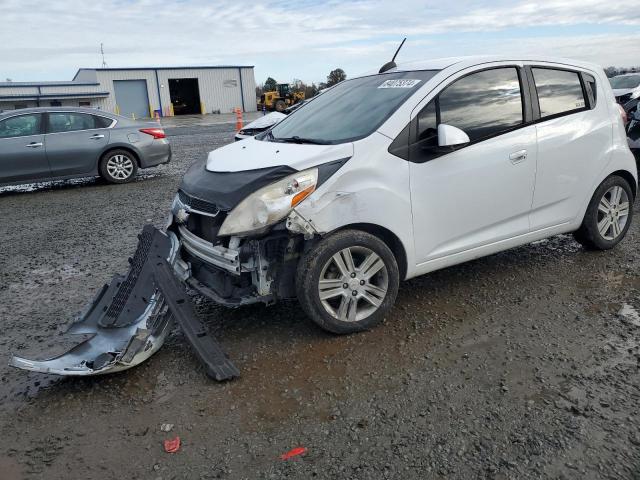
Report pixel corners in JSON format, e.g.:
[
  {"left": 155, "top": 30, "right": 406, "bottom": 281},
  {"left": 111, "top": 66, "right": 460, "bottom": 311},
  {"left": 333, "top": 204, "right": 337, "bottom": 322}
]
[{"left": 0, "top": 66, "right": 257, "bottom": 118}]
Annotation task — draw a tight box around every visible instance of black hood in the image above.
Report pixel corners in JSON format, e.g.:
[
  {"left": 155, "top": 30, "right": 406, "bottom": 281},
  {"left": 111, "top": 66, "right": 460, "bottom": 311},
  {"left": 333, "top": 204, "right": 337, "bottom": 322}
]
[{"left": 178, "top": 160, "right": 297, "bottom": 212}]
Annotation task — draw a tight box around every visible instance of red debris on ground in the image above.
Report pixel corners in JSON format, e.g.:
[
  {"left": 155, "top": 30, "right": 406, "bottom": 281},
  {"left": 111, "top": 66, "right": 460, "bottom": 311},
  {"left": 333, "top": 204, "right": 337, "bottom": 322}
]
[
  {"left": 280, "top": 447, "right": 307, "bottom": 460},
  {"left": 164, "top": 436, "right": 181, "bottom": 453}
]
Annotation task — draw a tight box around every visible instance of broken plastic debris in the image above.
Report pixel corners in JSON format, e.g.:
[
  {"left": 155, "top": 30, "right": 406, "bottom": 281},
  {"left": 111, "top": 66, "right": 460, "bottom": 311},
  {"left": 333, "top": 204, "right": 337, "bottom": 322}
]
[
  {"left": 164, "top": 436, "right": 181, "bottom": 453},
  {"left": 280, "top": 447, "right": 307, "bottom": 460},
  {"left": 160, "top": 423, "right": 174, "bottom": 432},
  {"left": 8, "top": 226, "right": 179, "bottom": 376}
]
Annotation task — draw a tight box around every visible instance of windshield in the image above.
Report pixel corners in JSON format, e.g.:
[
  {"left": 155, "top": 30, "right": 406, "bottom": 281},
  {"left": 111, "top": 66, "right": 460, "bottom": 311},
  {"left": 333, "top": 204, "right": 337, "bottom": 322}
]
[
  {"left": 610, "top": 75, "right": 640, "bottom": 89},
  {"left": 267, "top": 70, "right": 438, "bottom": 144}
]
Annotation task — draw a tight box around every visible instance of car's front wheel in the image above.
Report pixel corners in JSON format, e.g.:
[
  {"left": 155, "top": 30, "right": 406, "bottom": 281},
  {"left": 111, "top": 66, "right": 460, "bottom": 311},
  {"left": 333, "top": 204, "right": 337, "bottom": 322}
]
[
  {"left": 99, "top": 149, "right": 138, "bottom": 184},
  {"left": 296, "top": 229, "right": 400, "bottom": 334},
  {"left": 573, "top": 175, "right": 634, "bottom": 250}
]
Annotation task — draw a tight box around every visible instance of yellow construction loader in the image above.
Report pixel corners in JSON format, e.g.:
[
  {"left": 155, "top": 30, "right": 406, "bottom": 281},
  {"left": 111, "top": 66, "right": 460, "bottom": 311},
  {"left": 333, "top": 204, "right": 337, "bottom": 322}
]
[{"left": 257, "top": 83, "right": 305, "bottom": 112}]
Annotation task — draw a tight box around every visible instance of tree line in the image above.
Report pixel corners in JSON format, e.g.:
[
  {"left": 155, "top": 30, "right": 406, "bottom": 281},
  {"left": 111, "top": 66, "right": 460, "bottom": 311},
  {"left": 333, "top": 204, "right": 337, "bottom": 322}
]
[{"left": 256, "top": 68, "right": 347, "bottom": 98}]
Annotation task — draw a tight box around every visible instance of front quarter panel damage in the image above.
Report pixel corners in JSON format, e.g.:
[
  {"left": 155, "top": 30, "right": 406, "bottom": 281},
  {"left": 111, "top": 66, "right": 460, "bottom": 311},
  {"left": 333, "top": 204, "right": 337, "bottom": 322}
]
[{"left": 292, "top": 133, "right": 416, "bottom": 278}]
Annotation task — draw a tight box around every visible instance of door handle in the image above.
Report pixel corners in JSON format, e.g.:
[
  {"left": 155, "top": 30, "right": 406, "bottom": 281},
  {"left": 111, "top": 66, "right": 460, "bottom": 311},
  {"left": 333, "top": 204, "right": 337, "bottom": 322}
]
[
  {"left": 509, "top": 149, "right": 527, "bottom": 164},
  {"left": 25, "top": 142, "right": 43, "bottom": 148},
  {"left": 90, "top": 134, "right": 105, "bottom": 140}
]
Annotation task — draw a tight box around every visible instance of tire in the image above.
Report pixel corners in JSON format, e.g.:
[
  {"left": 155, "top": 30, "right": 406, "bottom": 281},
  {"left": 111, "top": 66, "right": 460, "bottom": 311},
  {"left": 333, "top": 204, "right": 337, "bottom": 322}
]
[
  {"left": 99, "top": 149, "right": 138, "bottom": 184},
  {"left": 274, "top": 100, "right": 286, "bottom": 112},
  {"left": 296, "top": 229, "right": 400, "bottom": 334},
  {"left": 573, "top": 175, "right": 634, "bottom": 250}
]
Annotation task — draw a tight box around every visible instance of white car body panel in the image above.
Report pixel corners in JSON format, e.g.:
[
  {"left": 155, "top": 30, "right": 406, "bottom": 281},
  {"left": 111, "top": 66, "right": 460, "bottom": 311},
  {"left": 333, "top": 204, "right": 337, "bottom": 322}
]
[
  {"left": 205, "top": 55, "right": 637, "bottom": 281},
  {"left": 612, "top": 88, "right": 637, "bottom": 97},
  {"left": 206, "top": 136, "right": 353, "bottom": 173}
]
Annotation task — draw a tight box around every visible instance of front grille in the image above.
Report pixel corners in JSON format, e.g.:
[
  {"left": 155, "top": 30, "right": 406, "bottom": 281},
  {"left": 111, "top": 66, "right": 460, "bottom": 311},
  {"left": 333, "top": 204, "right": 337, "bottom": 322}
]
[
  {"left": 186, "top": 211, "right": 227, "bottom": 244},
  {"left": 178, "top": 190, "right": 221, "bottom": 216},
  {"left": 104, "top": 227, "right": 153, "bottom": 323}
]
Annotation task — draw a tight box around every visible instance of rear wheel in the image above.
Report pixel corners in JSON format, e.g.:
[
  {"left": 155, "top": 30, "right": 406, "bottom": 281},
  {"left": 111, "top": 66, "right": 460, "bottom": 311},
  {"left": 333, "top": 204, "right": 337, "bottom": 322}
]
[
  {"left": 274, "top": 100, "right": 286, "bottom": 112},
  {"left": 573, "top": 175, "right": 634, "bottom": 250},
  {"left": 99, "top": 149, "right": 138, "bottom": 184},
  {"left": 296, "top": 230, "right": 399, "bottom": 334}
]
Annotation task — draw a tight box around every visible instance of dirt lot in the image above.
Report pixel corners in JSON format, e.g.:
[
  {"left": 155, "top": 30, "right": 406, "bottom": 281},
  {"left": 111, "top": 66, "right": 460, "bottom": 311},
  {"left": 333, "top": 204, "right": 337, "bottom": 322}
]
[{"left": 0, "top": 124, "right": 639, "bottom": 480}]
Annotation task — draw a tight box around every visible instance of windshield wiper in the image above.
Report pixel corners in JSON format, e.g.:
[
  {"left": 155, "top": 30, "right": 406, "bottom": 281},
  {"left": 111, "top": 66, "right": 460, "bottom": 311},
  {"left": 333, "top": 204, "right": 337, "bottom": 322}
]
[{"left": 272, "top": 135, "right": 329, "bottom": 145}]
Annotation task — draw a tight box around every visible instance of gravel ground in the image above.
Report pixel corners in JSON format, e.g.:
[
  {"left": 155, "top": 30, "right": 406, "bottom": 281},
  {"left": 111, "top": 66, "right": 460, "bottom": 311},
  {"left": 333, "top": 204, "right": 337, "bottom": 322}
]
[{"left": 0, "top": 125, "right": 639, "bottom": 479}]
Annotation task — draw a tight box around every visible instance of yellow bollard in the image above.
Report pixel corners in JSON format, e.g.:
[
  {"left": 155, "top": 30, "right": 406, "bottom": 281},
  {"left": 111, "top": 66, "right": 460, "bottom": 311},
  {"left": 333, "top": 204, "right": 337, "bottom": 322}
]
[
  {"left": 115, "top": 104, "right": 120, "bottom": 115},
  {"left": 200, "top": 101, "right": 205, "bottom": 115},
  {"left": 169, "top": 103, "right": 174, "bottom": 116}
]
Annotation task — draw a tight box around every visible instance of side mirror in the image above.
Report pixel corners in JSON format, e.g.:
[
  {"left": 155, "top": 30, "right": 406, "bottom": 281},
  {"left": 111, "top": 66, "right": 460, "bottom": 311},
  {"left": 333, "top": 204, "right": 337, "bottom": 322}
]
[{"left": 438, "top": 124, "right": 470, "bottom": 147}]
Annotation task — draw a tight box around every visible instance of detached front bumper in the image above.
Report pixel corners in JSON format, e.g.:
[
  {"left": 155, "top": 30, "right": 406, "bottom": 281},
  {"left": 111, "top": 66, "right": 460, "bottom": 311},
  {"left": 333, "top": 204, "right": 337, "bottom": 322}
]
[{"left": 10, "top": 226, "right": 179, "bottom": 376}]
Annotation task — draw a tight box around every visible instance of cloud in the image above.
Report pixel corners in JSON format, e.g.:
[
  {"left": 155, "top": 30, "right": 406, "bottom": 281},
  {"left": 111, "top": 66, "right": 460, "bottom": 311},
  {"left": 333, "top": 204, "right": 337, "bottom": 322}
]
[{"left": 1, "top": 0, "right": 639, "bottom": 83}]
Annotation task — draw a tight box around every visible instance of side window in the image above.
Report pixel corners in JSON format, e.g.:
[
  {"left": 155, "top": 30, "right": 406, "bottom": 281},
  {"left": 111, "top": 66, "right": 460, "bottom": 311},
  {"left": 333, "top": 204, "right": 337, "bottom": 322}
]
[
  {"left": 532, "top": 68, "right": 586, "bottom": 118},
  {"left": 412, "top": 67, "right": 523, "bottom": 156},
  {"left": 439, "top": 68, "right": 523, "bottom": 142},
  {"left": 583, "top": 73, "right": 597, "bottom": 108},
  {"left": 93, "top": 115, "right": 113, "bottom": 128},
  {"left": 48, "top": 112, "right": 97, "bottom": 133},
  {"left": 0, "top": 114, "right": 42, "bottom": 138},
  {"left": 416, "top": 100, "right": 438, "bottom": 149}
]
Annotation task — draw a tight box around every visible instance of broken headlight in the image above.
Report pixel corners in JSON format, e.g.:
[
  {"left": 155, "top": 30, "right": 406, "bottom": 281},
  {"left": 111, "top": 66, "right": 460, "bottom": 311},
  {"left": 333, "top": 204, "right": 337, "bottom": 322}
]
[{"left": 218, "top": 168, "right": 318, "bottom": 236}]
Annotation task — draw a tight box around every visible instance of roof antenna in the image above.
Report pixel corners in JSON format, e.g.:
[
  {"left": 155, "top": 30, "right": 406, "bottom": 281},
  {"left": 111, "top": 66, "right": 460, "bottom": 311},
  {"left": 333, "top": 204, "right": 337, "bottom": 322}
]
[
  {"left": 100, "top": 43, "right": 108, "bottom": 68},
  {"left": 379, "top": 38, "right": 406, "bottom": 74}
]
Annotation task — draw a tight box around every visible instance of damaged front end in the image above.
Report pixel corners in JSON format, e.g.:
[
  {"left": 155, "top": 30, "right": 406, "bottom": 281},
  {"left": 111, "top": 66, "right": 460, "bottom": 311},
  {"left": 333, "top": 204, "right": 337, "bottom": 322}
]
[
  {"left": 10, "top": 226, "right": 179, "bottom": 376},
  {"left": 9, "top": 225, "right": 239, "bottom": 380}
]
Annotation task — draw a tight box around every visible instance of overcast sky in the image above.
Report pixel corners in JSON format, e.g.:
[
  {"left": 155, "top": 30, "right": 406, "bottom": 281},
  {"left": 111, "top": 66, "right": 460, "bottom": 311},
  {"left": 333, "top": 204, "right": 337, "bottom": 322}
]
[{"left": 2, "top": 0, "right": 640, "bottom": 85}]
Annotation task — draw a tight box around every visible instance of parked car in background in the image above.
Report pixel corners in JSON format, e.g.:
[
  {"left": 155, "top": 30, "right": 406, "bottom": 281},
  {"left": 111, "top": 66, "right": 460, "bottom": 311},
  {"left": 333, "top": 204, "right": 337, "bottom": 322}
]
[
  {"left": 610, "top": 73, "right": 640, "bottom": 109},
  {"left": 235, "top": 100, "right": 309, "bottom": 140},
  {"left": 0, "top": 107, "right": 171, "bottom": 186},
  {"left": 172, "top": 56, "right": 636, "bottom": 335}
]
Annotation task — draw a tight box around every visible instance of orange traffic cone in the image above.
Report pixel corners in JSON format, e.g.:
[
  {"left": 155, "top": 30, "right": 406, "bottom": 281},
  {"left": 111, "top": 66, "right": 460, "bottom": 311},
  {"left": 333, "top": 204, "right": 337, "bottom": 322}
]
[{"left": 235, "top": 107, "right": 243, "bottom": 131}]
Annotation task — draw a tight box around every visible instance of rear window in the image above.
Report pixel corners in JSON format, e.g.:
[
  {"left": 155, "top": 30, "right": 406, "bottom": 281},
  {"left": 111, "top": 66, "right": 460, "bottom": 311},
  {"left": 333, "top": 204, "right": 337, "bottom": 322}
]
[
  {"left": 48, "top": 112, "right": 101, "bottom": 133},
  {"left": 268, "top": 70, "right": 438, "bottom": 144},
  {"left": 93, "top": 115, "right": 113, "bottom": 128},
  {"left": 532, "top": 68, "right": 586, "bottom": 118},
  {"left": 610, "top": 74, "right": 640, "bottom": 90}
]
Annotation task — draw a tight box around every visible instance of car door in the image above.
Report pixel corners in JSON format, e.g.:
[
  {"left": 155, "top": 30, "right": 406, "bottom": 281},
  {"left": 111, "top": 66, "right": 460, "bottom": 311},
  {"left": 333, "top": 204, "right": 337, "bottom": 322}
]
[
  {"left": 406, "top": 66, "right": 538, "bottom": 265},
  {"left": 0, "top": 113, "right": 50, "bottom": 184},
  {"left": 44, "top": 112, "right": 110, "bottom": 177},
  {"left": 527, "top": 66, "right": 611, "bottom": 230}
]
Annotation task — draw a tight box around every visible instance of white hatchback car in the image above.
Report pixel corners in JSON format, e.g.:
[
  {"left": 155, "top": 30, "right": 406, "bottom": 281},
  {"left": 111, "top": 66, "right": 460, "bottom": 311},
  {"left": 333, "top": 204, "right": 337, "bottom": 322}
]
[{"left": 172, "top": 56, "right": 637, "bottom": 334}]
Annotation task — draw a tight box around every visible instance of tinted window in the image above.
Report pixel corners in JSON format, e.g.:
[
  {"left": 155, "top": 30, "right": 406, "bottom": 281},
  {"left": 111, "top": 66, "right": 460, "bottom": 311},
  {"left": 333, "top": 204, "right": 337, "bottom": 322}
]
[
  {"left": 438, "top": 68, "right": 523, "bottom": 142},
  {"left": 93, "top": 115, "right": 113, "bottom": 128},
  {"left": 48, "top": 112, "right": 98, "bottom": 133},
  {"left": 416, "top": 100, "right": 437, "bottom": 148},
  {"left": 609, "top": 75, "right": 640, "bottom": 89},
  {"left": 583, "top": 74, "right": 597, "bottom": 107},
  {"left": 269, "top": 70, "right": 438, "bottom": 144},
  {"left": 0, "top": 114, "right": 42, "bottom": 138},
  {"left": 532, "top": 68, "right": 586, "bottom": 118}
]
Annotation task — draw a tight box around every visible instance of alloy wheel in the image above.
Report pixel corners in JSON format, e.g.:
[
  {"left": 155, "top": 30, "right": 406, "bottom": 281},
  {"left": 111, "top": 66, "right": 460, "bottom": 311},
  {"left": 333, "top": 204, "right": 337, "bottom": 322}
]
[
  {"left": 318, "top": 246, "right": 389, "bottom": 322},
  {"left": 597, "top": 185, "right": 630, "bottom": 241},
  {"left": 106, "top": 154, "right": 134, "bottom": 180}
]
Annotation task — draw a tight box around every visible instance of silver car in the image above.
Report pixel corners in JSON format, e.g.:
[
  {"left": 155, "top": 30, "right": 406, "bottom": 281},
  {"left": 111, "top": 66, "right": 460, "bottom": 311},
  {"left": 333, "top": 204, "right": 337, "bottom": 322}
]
[{"left": 0, "top": 107, "right": 171, "bottom": 186}]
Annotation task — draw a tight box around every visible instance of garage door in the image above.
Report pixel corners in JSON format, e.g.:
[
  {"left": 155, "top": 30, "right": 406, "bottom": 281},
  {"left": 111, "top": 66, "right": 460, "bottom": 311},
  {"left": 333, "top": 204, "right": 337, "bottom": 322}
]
[{"left": 113, "top": 80, "right": 149, "bottom": 119}]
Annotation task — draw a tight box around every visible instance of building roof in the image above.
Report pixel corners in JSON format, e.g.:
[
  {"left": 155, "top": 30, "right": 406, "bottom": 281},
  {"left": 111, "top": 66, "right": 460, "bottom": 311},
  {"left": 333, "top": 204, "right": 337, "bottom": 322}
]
[
  {"left": 72, "top": 65, "right": 254, "bottom": 80},
  {"left": 0, "top": 80, "right": 99, "bottom": 87}
]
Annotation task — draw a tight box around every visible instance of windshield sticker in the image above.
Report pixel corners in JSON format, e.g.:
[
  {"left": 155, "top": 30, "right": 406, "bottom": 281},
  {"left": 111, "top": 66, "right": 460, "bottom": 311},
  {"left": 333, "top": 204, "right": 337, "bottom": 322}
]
[{"left": 378, "top": 79, "right": 422, "bottom": 89}]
